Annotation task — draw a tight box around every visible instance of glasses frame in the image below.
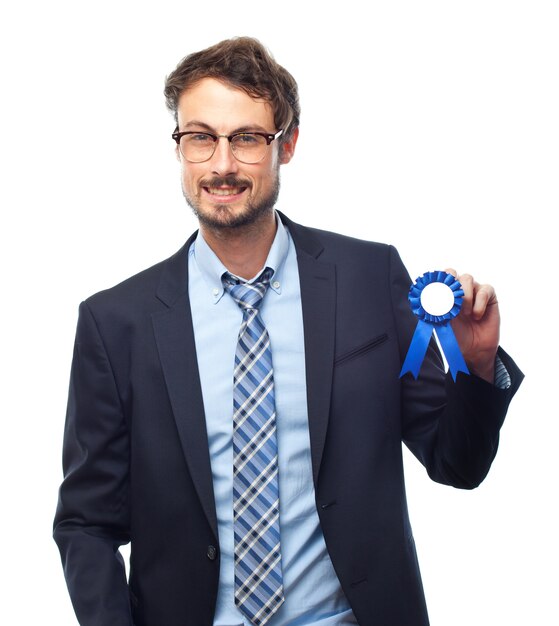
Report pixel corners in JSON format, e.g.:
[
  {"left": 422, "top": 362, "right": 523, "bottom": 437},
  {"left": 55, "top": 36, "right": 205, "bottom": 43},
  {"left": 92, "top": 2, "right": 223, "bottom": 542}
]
[{"left": 171, "top": 128, "right": 284, "bottom": 164}]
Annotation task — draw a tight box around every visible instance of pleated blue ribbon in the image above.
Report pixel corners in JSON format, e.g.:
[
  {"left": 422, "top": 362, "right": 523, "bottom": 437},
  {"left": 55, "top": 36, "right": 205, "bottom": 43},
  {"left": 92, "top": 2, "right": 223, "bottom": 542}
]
[{"left": 399, "top": 270, "right": 470, "bottom": 381}]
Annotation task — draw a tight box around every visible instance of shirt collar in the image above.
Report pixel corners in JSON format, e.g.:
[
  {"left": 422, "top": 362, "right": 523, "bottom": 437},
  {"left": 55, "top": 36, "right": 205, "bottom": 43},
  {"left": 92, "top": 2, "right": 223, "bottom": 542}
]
[{"left": 190, "top": 212, "right": 290, "bottom": 304}]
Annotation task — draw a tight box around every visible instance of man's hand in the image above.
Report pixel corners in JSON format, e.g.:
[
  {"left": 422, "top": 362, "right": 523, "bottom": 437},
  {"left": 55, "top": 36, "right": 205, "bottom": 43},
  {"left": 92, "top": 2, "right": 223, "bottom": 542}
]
[{"left": 445, "top": 268, "right": 500, "bottom": 383}]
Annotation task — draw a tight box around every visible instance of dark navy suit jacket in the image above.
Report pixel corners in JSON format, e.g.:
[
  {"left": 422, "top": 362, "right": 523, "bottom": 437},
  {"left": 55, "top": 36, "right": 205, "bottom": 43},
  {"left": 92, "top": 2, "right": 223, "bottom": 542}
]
[{"left": 54, "top": 213, "right": 523, "bottom": 626}]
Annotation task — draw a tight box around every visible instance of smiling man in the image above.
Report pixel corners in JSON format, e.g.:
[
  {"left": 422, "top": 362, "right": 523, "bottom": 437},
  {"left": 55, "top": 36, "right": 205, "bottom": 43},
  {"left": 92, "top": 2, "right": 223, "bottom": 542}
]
[
  {"left": 54, "top": 37, "right": 523, "bottom": 626},
  {"left": 172, "top": 75, "right": 297, "bottom": 279},
  {"left": 175, "top": 78, "right": 289, "bottom": 226}
]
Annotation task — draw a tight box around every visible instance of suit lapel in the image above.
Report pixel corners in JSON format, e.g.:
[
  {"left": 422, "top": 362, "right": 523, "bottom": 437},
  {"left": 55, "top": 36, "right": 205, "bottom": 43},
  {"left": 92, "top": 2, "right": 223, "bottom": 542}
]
[
  {"left": 151, "top": 235, "right": 218, "bottom": 538},
  {"left": 150, "top": 215, "right": 337, "bottom": 533},
  {"left": 279, "top": 213, "right": 337, "bottom": 485}
]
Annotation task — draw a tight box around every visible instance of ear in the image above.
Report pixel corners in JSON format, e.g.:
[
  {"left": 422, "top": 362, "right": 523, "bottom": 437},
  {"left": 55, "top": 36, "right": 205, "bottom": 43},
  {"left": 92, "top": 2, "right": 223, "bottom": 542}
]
[
  {"left": 175, "top": 144, "right": 181, "bottom": 162},
  {"left": 279, "top": 127, "right": 299, "bottom": 164}
]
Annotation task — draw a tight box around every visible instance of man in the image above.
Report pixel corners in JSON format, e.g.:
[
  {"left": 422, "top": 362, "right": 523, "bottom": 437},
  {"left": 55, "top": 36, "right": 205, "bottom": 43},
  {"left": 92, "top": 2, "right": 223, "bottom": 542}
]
[{"left": 54, "top": 37, "right": 523, "bottom": 626}]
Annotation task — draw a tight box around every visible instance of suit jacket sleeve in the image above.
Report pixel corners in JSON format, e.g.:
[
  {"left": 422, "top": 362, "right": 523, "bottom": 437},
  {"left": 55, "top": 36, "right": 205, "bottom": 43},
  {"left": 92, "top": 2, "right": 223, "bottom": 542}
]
[
  {"left": 53, "top": 300, "right": 134, "bottom": 626},
  {"left": 389, "top": 245, "right": 524, "bottom": 489}
]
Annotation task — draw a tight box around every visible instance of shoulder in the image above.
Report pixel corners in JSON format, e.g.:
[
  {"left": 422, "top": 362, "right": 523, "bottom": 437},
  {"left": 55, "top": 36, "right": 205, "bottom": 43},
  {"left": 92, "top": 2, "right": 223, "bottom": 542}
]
[
  {"left": 83, "top": 237, "right": 193, "bottom": 320},
  {"left": 280, "top": 212, "right": 396, "bottom": 265},
  {"left": 304, "top": 223, "right": 389, "bottom": 253}
]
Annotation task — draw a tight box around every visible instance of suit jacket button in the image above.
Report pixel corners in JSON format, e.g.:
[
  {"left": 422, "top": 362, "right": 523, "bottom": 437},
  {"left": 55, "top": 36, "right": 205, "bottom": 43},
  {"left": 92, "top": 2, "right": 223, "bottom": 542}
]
[{"left": 207, "top": 545, "right": 217, "bottom": 561}]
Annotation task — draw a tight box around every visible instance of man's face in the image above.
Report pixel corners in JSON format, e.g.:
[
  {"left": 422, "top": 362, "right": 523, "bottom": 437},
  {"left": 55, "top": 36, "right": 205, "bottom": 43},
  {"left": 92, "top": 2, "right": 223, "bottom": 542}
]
[{"left": 176, "top": 78, "right": 297, "bottom": 231}]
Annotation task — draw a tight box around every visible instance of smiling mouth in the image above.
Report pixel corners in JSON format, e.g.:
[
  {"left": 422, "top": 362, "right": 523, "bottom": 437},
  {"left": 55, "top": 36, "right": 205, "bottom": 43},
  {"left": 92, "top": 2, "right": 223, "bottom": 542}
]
[
  {"left": 201, "top": 176, "right": 251, "bottom": 198},
  {"left": 204, "top": 186, "right": 247, "bottom": 196}
]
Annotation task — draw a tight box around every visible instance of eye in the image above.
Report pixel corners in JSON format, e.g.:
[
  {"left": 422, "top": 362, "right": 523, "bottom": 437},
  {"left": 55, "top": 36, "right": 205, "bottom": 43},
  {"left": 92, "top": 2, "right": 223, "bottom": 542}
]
[
  {"left": 233, "top": 133, "right": 260, "bottom": 145},
  {"left": 184, "top": 133, "right": 214, "bottom": 144}
]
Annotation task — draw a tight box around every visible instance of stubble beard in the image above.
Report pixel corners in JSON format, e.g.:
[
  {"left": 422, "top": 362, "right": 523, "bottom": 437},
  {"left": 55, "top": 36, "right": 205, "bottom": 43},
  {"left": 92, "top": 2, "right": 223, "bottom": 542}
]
[{"left": 182, "top": 170, "right": 281, "bottom": 234}]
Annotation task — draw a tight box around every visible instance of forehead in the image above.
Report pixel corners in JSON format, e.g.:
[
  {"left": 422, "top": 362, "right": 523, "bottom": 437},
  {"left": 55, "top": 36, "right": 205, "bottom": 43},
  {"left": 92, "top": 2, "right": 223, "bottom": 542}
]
[{"left": 176, "top": 77, "right": 275, "bottom": 132}]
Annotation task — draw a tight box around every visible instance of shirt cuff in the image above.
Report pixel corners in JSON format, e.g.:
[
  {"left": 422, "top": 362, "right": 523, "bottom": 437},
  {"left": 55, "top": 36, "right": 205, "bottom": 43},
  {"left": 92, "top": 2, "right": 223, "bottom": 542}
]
[{"left": 494, "top": 354, "right": 511, "bottom": 389}]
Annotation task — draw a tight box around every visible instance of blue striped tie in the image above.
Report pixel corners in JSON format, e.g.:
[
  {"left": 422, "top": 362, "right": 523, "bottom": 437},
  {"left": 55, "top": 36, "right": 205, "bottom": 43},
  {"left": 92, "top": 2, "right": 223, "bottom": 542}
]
[{"left": 222, "top": 268, "right": 284, "bottom": 626}]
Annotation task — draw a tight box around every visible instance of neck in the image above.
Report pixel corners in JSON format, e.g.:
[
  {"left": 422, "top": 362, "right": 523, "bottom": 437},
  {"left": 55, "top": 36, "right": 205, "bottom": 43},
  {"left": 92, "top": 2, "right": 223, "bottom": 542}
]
[{"left": 199, "top": 211, "right": 277, "bottom": 280}]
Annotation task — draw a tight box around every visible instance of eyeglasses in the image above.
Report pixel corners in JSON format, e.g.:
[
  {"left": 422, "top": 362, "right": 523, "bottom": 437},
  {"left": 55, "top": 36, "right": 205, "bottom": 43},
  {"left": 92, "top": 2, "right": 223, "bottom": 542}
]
[{"left": 172, "top": 128, "right": 284, "bottom": 164}]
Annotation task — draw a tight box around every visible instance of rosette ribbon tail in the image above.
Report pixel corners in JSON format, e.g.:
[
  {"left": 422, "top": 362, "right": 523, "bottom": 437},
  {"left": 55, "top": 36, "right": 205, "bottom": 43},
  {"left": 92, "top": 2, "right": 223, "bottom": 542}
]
[
  {"left": 399, "top": 320, "right": 434, "bottom": 379},
  {"left": 399, "top": 320, "right": 470, "bottom": 381},
  {"left": 434, "top": 322, "right": 470, "bottom": 381}
]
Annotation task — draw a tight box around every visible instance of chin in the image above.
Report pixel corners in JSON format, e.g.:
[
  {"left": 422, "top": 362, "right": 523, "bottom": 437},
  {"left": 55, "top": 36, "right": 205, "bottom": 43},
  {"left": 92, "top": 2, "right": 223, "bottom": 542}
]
[
  {"left": 188, "top": 196, "right": 277, "bottom": 231},
  {"left": 202, "top": 207, "right": 251, "bottom": 229},
  {"left": 212, "top": 208, "right": 273, "bottom": 231},
  {"left": 184, "top": 178, "right": 280, "bottom": 232}
]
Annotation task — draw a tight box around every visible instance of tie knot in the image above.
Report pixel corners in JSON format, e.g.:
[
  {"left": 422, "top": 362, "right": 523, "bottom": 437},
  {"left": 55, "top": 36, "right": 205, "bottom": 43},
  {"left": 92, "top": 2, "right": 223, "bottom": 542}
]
[{"left": 222, "top": 267, "right": 274, "bottom": 311}]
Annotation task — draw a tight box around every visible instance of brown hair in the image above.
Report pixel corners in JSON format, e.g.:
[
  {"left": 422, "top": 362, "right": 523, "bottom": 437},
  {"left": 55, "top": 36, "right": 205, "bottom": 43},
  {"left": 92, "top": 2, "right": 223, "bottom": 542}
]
[{"left": 164, "top": 37, "right": 300, "bottom": 141}]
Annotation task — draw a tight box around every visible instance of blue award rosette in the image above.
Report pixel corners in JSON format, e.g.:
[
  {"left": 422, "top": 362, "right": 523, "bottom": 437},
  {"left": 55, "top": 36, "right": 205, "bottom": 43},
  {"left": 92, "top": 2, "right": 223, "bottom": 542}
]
[{"left": 399, "top": 270, "right": 470, "bottom": 381}]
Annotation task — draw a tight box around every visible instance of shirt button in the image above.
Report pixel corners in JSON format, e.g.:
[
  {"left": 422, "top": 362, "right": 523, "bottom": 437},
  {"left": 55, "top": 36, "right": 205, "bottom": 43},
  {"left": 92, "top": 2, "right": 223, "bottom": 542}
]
[
  {"left": 272, "top": 280, "right": 280, "bottom": 289},
  {"left": 212, "top": 288, "right": 220, "bottom": 297},
  {"left": 207, "top": 545, "right": 217, "bottom": 561}
]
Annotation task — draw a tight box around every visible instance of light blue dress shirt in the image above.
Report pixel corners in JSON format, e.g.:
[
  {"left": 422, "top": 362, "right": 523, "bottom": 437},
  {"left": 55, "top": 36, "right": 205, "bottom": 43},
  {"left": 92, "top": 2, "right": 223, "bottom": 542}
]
[{"left": 188, "top": 216, "right": 358, "bottom": 625}]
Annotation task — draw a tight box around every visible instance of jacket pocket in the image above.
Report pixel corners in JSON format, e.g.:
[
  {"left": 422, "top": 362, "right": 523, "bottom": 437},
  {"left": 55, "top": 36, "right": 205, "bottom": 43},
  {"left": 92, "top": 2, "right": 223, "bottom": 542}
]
[{"left": 334, "top": 332, "right": 389, "bottom": 367}]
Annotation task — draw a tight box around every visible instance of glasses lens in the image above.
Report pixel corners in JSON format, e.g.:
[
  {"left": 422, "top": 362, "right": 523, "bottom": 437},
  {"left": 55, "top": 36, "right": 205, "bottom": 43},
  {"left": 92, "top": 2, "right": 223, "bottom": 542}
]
[
  {"left": 180, "top": 133, "right": 215, "bottom": 162},
  {"left": 230, "top": 134, "right": 268, "bottom": 163}
]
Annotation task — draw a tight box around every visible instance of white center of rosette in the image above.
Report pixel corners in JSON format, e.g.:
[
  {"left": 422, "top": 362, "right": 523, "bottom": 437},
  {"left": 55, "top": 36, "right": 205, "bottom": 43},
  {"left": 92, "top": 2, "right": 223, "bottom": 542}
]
[{"left": 420, "top": 282, "right": 455, "bottom": 316}]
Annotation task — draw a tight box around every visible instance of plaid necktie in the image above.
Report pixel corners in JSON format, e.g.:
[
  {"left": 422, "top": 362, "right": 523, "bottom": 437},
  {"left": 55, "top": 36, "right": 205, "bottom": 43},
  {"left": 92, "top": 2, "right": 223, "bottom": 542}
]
[{"left": 222, "top": 268, "right": 285, "bottom": 626}]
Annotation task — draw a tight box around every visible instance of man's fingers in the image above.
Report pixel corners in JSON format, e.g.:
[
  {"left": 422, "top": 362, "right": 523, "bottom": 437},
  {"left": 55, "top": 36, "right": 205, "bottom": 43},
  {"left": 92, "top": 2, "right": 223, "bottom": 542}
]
[
  {"left": 458, "top": 273, "right": 474, "bottom": 316},
  {"left": 445, "top": 268, "right": 496, "bottom": 320},
  {"left": 472, "top": 284, "right": 496, "bottom": 320}
]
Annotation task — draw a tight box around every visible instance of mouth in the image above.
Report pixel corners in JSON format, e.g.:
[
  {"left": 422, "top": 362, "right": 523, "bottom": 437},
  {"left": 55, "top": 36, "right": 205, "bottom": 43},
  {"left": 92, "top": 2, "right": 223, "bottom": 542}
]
[{"left": 203, "top": 185, "right": 248, "bottom": 197}]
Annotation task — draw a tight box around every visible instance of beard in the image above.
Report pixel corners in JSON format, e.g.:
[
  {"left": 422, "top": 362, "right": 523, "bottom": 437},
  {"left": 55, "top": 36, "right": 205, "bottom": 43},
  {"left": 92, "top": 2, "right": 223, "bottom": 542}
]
[{"left": 182, "top": 170, "right": 281, "bottom": 232}]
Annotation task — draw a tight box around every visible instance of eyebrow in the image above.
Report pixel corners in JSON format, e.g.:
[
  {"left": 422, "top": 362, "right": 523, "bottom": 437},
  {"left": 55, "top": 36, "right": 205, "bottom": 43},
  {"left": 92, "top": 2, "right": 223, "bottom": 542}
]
[{"left": 181, "top": 120, "right": 273, "bottom": 134}]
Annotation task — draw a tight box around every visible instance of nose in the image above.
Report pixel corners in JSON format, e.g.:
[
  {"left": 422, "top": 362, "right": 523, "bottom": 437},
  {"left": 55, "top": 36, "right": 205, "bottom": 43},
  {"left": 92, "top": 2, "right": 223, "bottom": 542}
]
[{"left": 210, "top": 136, "right": 239, "bottom": 175}]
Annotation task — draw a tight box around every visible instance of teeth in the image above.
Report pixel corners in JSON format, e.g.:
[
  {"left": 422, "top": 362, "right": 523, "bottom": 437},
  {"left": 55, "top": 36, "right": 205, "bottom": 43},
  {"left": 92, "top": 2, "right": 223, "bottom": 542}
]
[{"left": 208, "top": 187, "right": 242, "bottom": 196}]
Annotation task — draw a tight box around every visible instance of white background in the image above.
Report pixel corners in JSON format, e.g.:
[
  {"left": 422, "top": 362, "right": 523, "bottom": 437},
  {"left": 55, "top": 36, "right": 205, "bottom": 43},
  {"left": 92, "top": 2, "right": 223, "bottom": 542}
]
[{"left": 1, "top": 1, "right": 557, "bottom": 624}]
